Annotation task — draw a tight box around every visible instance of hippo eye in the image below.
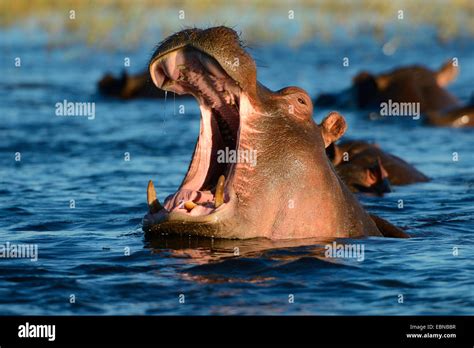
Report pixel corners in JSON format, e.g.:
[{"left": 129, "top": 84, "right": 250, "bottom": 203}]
[{"left": 297, "top": 97, "right": 306, "bottom": 105}]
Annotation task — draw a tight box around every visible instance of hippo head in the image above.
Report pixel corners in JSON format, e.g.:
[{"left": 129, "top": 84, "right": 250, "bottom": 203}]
[
  {"left": 351, "top": 60, "right": 460, "bottom": 111},
  {"left": 315, "top": 60, "right": 460, "bottom": 113},
  {"left": 143, "top": 26, "right": 381, "bottom": 239}
]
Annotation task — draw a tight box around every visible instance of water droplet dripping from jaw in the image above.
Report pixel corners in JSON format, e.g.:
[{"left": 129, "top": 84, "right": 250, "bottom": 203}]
[{"left": 162, "top": 90, "right": 168, "bottom": 133}]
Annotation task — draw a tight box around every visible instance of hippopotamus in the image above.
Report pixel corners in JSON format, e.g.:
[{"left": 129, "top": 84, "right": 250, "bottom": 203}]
[
  {"left": 142, "top": 26, "right": 408, "bottom": 239},
  {"left": 314, "top": 60, "right": 474, "bottom": 127},
  {"left": 98, "top": 70, "right": 189, "bottom": 99},
  {"left": 326, "top": 140, "right": 429, "bottom": 195}
]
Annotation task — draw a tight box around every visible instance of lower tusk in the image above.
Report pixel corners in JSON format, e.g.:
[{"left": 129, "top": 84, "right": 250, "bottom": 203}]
[
  {"left": 147, "top": 180, "right": 163, "bottom": 214},
  {"left": 215, "top": 175, "right": 225, "bottom": 208}
]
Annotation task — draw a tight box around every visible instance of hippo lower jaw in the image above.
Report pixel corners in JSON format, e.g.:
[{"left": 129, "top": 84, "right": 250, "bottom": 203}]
[{"left": 143, "top": 47, "right": 247, "bottom": 237}]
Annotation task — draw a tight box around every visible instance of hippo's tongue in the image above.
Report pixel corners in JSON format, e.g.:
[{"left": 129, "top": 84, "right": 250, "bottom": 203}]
[
  {"left": 162, "top": 189, "right": 214, "bottom": 216},
  {"left": 157, "top": 174, "right": 226, "bottom": 216},
  {"left": 164, "top": 189, "right": 213, "bottom": 209}
]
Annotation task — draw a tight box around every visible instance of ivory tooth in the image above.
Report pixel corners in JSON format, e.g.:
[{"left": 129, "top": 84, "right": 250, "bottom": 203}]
[
  {"left": 147, "top": 180, "right": 163, "bottom": 214},
  {"left": 184, "top": 201, "right": 197, "bottom": 211},
  {"left": 215, "top": 175, "right": 225, "bottom": 208},
  {"left": 225, "top": 92, "right": 234, "bottom": 105}
]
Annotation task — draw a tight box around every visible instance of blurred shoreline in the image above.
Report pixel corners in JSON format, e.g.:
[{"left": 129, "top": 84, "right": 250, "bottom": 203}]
[{"left": 1, "top": 0, "right": 474, "bottom": 48}]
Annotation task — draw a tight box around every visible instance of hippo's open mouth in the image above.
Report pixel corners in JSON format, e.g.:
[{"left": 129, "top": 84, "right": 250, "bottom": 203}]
[{"left": 146, "top": 47, "right": 243, "bottom": 224}]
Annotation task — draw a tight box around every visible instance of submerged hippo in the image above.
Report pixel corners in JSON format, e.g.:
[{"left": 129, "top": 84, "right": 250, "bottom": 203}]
[
  {"left": 314, "top": 60, "right": 474, "bottom": 127},
  {"left": 142, "top": 26, "right": 408, "bottom": 239},
  {"left": 326, "top": 140, "right": 429, "bottom": 195},
  {"left": 98, "top": 70, "right": 189, "bottom": 99}
]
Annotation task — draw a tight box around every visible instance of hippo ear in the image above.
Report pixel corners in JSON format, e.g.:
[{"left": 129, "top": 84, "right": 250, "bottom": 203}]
[
  {"left": 320, "top": 111, "right": 347, "bottom": 148},
  {"left": 436, "top": 59, "right": 459, "bottom": 87}
]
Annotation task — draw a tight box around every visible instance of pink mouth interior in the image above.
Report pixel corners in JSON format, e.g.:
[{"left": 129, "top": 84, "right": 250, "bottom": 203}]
[{"left": 150, "top": 47, "right": 242, "bottom": 216}]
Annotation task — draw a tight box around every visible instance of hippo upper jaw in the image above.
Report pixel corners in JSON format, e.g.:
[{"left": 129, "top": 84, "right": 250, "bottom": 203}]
[{"left": 149, "top": 27, "right": 257, "bottom": 95}]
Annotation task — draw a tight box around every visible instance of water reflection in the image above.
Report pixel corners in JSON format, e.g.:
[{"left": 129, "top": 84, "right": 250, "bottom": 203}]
[{"left": 145, "top": 233, "right": 358, "bottom": 265}]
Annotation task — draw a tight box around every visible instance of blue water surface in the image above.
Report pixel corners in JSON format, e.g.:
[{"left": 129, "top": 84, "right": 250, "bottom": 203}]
[{"left": 1, "top": 25, "right": 473, "bottom": 315}]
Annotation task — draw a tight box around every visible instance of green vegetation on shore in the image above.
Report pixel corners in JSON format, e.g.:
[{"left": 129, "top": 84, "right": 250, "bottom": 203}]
[{"left": 1, "top": 0, "right": 473, "bottom": 47}]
